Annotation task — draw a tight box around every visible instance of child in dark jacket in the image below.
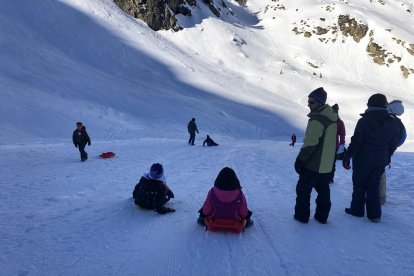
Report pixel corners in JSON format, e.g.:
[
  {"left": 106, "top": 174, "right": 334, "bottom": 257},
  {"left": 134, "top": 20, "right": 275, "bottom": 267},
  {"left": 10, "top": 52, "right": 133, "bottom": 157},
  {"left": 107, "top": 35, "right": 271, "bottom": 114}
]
[
  {"left": 203, "top": 135, "right": 219, "bottom": 146},
  {"left": 72, "top": 122, "right": 91, "bottom": 162},
  {"left": 197, "top": 167, "right": 253, "bottom": 227},
  {"left": 132, "top": 163, "right": 175, "bottom": 214}
]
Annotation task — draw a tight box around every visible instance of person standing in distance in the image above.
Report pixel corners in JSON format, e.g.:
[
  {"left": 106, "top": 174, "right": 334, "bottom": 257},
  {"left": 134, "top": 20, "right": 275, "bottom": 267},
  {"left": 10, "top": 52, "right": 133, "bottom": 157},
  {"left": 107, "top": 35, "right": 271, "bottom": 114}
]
[
  {"left": 289, "top": 133, "right": 297, "bottom": 146},
  {"left": 72, "top": 122, "right": 91, "bottom": 162},
  {"left": 294, "top": 87, "right": 337, "bottom": 224},
  {"left": 187, "top": 118, "right": 199, "bottom": 146}
]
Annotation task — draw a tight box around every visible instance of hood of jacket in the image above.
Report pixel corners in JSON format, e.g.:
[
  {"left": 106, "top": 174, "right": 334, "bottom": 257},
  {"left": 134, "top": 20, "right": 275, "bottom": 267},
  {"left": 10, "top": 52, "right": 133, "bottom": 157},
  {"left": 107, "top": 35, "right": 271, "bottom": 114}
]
[{"left": 308, "top": 104, "right": 338, "bottom": 123}]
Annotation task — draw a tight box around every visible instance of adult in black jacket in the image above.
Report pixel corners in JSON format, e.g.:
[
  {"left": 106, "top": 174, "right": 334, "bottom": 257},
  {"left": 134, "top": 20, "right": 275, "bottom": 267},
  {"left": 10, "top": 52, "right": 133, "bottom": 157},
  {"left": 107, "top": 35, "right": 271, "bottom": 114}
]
[
  {"left": 203, "top": 135, "right": 219, "bottom": 146},
  {"left": 343, "top": 94, "right": 400, "bottom": 222},
  {"left": 132, "top": 163, "right": 175, "bottom": 214},
  {"left": 187, "top": 118, "right": 199, "bottom": 145},
  {"left": 72, "top": 122, "right": 91, "bottom": 162}
]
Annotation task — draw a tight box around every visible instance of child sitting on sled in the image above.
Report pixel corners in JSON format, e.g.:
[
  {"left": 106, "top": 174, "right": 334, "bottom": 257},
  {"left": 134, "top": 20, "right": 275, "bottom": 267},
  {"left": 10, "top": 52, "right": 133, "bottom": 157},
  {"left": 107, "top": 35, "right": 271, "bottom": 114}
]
[
  {"left": 197, "top": 167, "right": 253, "bottom": 227},
  {"left": 132, "top": 163, "right": 175, "bottom": 214},
  {"left": 203, "top": 135, "right": 219, "bottom": 146}
]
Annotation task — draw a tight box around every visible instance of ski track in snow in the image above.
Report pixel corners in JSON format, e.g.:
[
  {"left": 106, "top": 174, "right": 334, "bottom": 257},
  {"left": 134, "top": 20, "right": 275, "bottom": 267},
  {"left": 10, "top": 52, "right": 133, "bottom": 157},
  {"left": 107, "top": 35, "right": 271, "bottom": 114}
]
[{"left": 1, "top": 139, "right": 414, "bottom": 275}]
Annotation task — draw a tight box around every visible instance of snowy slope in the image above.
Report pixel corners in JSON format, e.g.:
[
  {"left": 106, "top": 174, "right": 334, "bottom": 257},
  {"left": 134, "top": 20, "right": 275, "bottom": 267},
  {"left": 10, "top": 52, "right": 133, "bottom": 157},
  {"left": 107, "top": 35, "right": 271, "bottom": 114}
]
[
  {"left": 1, "top": 0, "right": 414, "bottom": 275},
  {"left": 1, "top": 139, "right": 414, "bottom": 275}
]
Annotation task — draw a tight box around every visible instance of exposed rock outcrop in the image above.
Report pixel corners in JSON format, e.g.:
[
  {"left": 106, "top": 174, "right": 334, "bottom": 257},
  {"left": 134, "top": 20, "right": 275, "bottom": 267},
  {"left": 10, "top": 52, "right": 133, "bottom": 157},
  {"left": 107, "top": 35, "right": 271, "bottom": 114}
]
[
  {"left": 337, "top": 15, "right": 368, "bottom": 43},
  {"left": 114, "top": 0, "right": 234, "bottom": 31},
  {"left": 235, "top": 0, "right": 247, "bottom": 6},
  {"left": 114, "top": 0, "right": 193, "bottom": 31},
  {"left": 203, "top": 0, "right": 220, "bottom": 17}
]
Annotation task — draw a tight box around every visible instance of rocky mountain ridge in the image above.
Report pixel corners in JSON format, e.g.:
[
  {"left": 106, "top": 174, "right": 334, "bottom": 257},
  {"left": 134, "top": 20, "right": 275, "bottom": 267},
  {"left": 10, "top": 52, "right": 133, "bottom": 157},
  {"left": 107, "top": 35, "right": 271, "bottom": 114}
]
[
  {"left": 265, "top": 0, "right": 414, "bottom": 78},
  {"left": 114, "top": 0, "right": 244, "bottom": 31},
  {"left": 114, "top": 0, "right": 413, "bottom": 79}
]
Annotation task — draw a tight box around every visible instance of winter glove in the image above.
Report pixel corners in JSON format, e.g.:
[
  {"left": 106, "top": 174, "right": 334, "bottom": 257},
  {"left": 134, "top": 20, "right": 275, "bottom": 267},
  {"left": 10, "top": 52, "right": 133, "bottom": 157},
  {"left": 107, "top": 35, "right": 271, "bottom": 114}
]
[
  {"left": 294, "top": 158, "right": 304, "bottom": 174},
  {"left": 337, "top": 144, "right": 345, "bottom": 154},
  {"left": 167, "top": 190, "right": 174, "bottom": 199},
  {"left": 342, "top": 152, "right": 351, "bottom": 170},
  {"left": 88, "top": 142, "right": 91, "bottom": 146}
]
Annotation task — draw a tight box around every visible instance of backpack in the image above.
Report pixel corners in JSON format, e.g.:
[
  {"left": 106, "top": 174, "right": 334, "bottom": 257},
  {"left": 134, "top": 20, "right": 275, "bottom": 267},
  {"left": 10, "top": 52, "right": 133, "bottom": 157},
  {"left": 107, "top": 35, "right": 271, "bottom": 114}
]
[{"left": 396, "top": 117, "right": 406, "bottom": 147}]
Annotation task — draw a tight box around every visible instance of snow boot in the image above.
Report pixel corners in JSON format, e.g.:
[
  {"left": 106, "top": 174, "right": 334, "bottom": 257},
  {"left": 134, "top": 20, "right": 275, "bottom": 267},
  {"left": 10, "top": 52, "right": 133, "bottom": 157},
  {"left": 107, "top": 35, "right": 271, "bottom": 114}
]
[
  {"left": 369, "top": 217, "right": 381, "bottom": 223},
  {"left": 314, "top": 215, "right": 327, "bottom": 224},
  {"left": 294, "top": 214, "right": 308, "bottom": 224},
  {"left": 345, "top": 208, "right": 364, "bottom": 217},
  {"left": 155, "top": 206, "right": 176, "bottom": 214},
  {"left": 197, "top": 217, "right": 206, "bottom": 226}
]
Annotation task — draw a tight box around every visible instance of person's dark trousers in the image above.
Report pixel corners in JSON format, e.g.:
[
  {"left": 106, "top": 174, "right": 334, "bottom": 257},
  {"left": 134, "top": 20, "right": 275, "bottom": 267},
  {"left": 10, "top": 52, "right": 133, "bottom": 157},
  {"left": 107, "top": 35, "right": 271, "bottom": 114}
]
[
  {"left": 350, "top": 165, "right": 384, "bottom": 219},
  {"left": 78, "top": 144, "right": 87, "bottom": 161},
  {"left": 328, "top": 159, "right": 336, "bottom": 182},
  {"left": 188, "top": 133, "right": 195, "bottom": 145},
  {"left": 294, "top": 168, "right": 331, "bottom": 222}
]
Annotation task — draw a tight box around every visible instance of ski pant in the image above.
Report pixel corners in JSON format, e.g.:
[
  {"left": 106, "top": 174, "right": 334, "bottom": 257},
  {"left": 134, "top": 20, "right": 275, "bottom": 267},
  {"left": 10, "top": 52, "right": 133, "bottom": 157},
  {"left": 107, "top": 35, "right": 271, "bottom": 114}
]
[
  {"left": 135, "top": 196, "right": 170, "bottom": 210},
  {"left": 379, "top": 171, "right": 387, "bottom": 204},
  {"left": 349, "top": 164, "right": 384, "bottom": 219},
  {"left": 78, "top": 143, "right": 87, "bottom": 161},
  {"left": 294, "top": 168, "right": 331, "bottom": 222},
  {"left": 328, "top": 159, "right": 336, "bottom": 182},
  {"left": 188, "top": 133, "right": 196, "bottom": 145}
]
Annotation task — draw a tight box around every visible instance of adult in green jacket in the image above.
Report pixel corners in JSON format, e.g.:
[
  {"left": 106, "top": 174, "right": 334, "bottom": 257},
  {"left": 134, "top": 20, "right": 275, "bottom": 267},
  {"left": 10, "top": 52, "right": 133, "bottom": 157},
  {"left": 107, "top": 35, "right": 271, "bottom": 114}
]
[{"left": 294, "top": 87, "right": 337, "bottom": 224}]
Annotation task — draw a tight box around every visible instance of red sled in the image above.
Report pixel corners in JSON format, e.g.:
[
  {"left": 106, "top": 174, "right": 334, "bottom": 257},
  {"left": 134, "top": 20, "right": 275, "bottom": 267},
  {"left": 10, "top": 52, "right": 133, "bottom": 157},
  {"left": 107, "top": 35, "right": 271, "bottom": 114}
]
[
  {"left": 204, "top": 217, "right": 246, "bottom": 233},
  {"left": 99, "top": 152, "right": 116, "bottom": 158}
]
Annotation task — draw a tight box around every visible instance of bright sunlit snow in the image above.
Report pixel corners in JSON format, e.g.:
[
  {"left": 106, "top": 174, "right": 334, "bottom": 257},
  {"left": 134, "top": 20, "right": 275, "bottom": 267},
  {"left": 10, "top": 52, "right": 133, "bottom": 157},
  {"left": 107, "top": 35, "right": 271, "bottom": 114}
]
[{"left": 1, "top": 0, "right": 413, "bottom": 275}]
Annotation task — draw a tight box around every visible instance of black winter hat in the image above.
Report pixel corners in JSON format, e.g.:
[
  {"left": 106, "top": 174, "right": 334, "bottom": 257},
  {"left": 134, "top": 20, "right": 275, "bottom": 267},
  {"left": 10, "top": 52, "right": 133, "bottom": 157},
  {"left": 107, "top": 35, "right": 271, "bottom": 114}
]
[
  {"left": 150, "top": 163, "right": 164, "bottom": 180},
  {"left": 309, "top": 87, "right": 327, "bottom": 104},
  {"left": 367, "top": 93, "right": 388, "bottom": 108},
  {"left": 214, "top": 167, "right": 241, "bottom": 191}
]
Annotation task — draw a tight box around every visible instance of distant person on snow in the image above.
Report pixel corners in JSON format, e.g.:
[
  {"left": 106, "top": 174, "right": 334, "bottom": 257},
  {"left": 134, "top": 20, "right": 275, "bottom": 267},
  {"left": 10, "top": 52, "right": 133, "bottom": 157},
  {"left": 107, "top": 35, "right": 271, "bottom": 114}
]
[
  {"left": 187, "top": 117, "right": 199, "bottom": 145},
  {"left": 379, "top": 100, "right": 406, "bottom": 205},
  {"left": 203, "top": 135, "right": 219, "bottom": 146},
  {"left": 132, "top": 163, "right": 175, "bottom": 214},
  {"left": 328, "top": 103, "right": 346, "bottom": 183},
  {"left": 72, "top": 122, "right": 91, "bottom": 162},
  {"left": 289, "top": 133, "right": 297, "bottom": 146},
  {"left": 197, "top": 167, "right": 253, "bottom": 227},
  {"left": 343, "top": 94, "right": 400, "bottom": 223},
  {"left": 294, "top": 87, "right": 337, "bottom": 224}
]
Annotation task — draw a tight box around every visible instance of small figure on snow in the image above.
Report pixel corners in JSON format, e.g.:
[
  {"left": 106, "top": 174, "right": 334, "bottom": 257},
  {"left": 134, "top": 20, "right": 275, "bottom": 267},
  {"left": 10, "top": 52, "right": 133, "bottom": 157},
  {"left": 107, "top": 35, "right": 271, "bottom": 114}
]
[
  {"left": 197, "top": 167, "right": 253, "bottom": 227},
  {"left": 132, "top": 163, "right": 175, "bottom": 214},
  {"left": 289, "top": 133, "right": 297, "bottom": 146},
  {"left": 72, "top": 122, "right": 91, "bottom": 162},
  {"left": 203, "top": 135, "right": 219, "bottom": 146},
  {"left": 187, "top": 117, "right": 199, "bottom": 146}
]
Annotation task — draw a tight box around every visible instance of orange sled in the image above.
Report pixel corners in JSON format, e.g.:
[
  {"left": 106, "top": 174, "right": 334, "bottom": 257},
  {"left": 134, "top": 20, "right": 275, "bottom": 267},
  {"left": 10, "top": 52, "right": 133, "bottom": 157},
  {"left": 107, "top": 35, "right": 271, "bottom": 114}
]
[
  {"left": 204, "top": 217, "right": 246, "bottom": 233},
  {"left": 99, "top": 152, "right": 116, "bottom": 158}
]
